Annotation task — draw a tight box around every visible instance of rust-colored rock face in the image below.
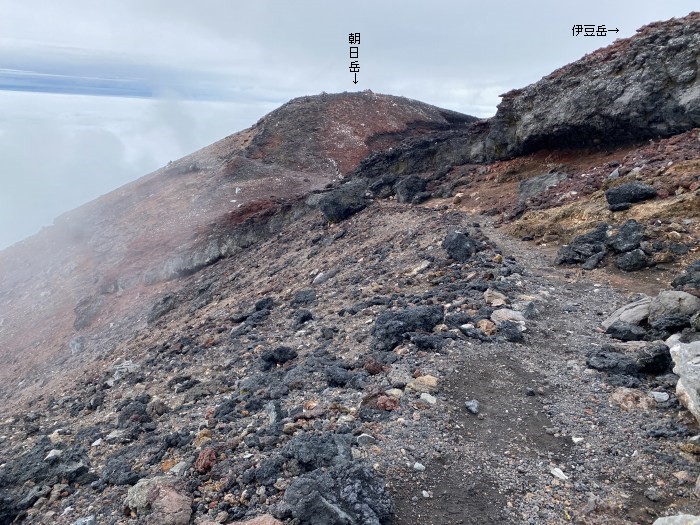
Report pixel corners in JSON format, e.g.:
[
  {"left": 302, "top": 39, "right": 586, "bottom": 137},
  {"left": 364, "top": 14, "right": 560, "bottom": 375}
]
[{"left": 0, "top": 91, "right": 472, "bottom": 404}]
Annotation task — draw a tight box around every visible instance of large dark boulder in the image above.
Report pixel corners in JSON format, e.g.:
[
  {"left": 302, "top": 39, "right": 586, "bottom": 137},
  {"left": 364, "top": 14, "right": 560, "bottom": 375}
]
[
  {"left": 673, "top": 259, "right": 700, "bottom": 296},
  {"left": 556, "top": 224, "right": 610, "bottom": 265},
  {"left": 394, "top": 175, "right": 427, "bottom": 203},
  {"left": 261, "top": 346, "right": 298, "bottom": 370},
  {"left": 283, "top": 461, "right": 392, "bottom": 525},
  {"left": 587, "top": 348, "right": 639, "bottom": 375},
  {"left": 605, "top": 182, "right": 657, "bottom": 208},
  {"left": 283, "top": 433, "right": 352, "bottom": 472},
  {"left": 372, "top": 305, "right": 444, "bottom": 351},
  {"left": 616, "top": 249, "right": 651, "bottom": 272},
  {"left": 636, "top": 343, "right": 672, "bottom": 374},
  {"left": 607, "top": 220, "right": 645, "bottom": 253},
  {"left": 318, "top": 181, "right": 369, "bottom": 222},
  {"left": 442, "top": 231, "right": 478, "bottom": 262}
]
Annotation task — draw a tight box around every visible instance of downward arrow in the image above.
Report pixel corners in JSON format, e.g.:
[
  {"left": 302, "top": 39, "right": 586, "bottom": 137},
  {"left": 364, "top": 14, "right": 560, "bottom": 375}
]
[{"left": 353, "top": 73, "right": 358, "bottom": 84}]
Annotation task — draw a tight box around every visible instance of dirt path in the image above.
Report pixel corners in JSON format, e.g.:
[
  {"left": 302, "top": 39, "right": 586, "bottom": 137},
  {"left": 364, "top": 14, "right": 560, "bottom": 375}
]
[{"left": 391, "top": 215, "right": 699, "bottom": 524}]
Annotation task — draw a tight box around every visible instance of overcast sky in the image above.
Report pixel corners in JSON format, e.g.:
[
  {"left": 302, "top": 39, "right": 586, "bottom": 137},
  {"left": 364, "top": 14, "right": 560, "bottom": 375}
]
[{"left": 0, "top": 1, "right": 697, "bottom": 249}]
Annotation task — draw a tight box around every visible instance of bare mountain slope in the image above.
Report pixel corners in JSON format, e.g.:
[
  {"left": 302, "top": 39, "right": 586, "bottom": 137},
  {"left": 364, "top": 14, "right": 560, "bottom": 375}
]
[{"left": 0, "top": 92, "right": 474, "bottom": 405}]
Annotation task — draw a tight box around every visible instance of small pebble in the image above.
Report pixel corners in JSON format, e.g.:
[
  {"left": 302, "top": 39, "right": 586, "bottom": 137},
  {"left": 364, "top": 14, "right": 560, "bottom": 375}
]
[
  {"left": 465, "top": 399, "right": 480, "bottom": 414},
  {"left": 413, "top": 462, "right": 426, "bottom": 472},
  {"left": 420, "top": 393, "right": 437, "bottom": 405},
  {"left": 551, "top": 467, "right": 569, "bottom": 481},
  {"left": 651, "top": 391, "right": 670, "bottom": 403},
  {"left": 356, "top": 433, "right": 376, "bottom": 446}
]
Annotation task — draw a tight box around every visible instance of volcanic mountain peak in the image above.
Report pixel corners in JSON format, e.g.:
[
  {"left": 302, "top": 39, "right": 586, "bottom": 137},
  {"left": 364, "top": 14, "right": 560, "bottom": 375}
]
[
  {"left": 0, "top": 91, "right": 473, "bottom": 405},
  {"left": 1, "top": 11, "right": 700, "bottom": 525}
]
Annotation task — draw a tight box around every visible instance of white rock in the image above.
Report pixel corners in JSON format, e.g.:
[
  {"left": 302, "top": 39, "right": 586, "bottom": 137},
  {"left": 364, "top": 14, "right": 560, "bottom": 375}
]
[
  {"left": 649, "top": 291, "right": 700, "bottom": 324},
  {"left": 651, "top": 391, "right": 670, "bottom": 403},
  {"left": 105, "top": 429, "right": 127, "bottom": 443},
  {"left": 413, "top": 462, "right": 426, "bottom": 472},
  {"left": 491, "top": 309, "right": 526, "bottom": 331},
  {"left": 169, "top": 462, "right": 190, "bottom": 477},
  {"left": 484, "top": 288, "right": 509, "bottom": 307},
  {"left": 44, "top": 449, "right": 62, "bottom": 461},
  {"left": 601, "top": 296, "right": 651, "bottom": 330},
  {"left": 409, "top": 261, "right": 430, "bottom": 276},
  {"left": 666, "top": 333, "right": 683, "bottom": 347},
  {"left": 653, "top": 515, "right": 700, "bottom": 525},
  {"left": 420, "top": 393, "right": 437, "bottom": 405},
  {"left": 671, "top": 341, "right": 700, "bottom": 423},
  {"left": 550, "top": 467, "right": 569, "bottom": 481}
]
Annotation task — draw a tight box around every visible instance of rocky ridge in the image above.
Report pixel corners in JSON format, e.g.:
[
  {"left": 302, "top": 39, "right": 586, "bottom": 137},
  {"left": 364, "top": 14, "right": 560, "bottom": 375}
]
[
  {"left": 1, "top": 10, "right": 700, "bottom": 525},
  {"left": 0, "top": 91, "right": 474, "bottom": 407}
]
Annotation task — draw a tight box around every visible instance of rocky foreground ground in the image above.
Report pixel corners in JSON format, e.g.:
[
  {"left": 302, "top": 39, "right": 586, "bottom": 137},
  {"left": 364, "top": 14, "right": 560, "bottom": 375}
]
[{"left": 1, "top": 196, "right": 699, "bottom": 525}]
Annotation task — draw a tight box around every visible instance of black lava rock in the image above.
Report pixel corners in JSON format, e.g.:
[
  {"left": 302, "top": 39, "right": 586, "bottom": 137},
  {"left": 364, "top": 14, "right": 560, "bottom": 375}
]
[
  {"left": 117, "top": 401, "right": 151, "bottom": 428},
  {"left": 673, "top": 259, "right": 700, "bottom": 293},
  {"left": 262, "top": 346, "right": 298, "bottom": 369},
  {"left": 636, "top": 343, "right": 672, "bottom": 374},
  {"left": 605, "top": 182, "right": 657, "bottom": 207},
  {"left": 318, "top": 181, "right": 369, "bottom": 222},
  {"left": 607, "top": 220, "right": 644, "bottom": 253},
  {"left": 283, "top": 461, "right": 392, "bottom": 525},
  {"left": 394, "top": 175, "right": 427, "bottom": 203},
  {"left": 246, "top": 308, "right": 271, "bottom": 326},
  {"left": 581, "top": 251, "right": 606, "bottom": 270},
  {"left": 283, "top": 433, "right": 352, "bottom": 472},
  {"left": 326, "top": 365, "right": 351, "bottom": 387},
  {"left": 442, "top": 231, "right": 478, "bottom": 262},
  {"left": 650, "top": 315, "right": 691, "bottom": 332},
  {"left": 615, "top": 249, "right": 651, "bottom": 272},
  {"left": 498, "top": 320, "right": 525, "bottom": 343},
  {"left": 255, "top": 455, "right": 285, "bottom": 486},
  {"left": 372, "top": 305, "right": 444, "bottom": 351},
  {"left": 368, "top": 174, "right": 399, "bottom": 199},
  {"left": 293, "top": 309, "right": 313, "bottom": 327},
  {"left": 101, "top": 458, "right": 142, "bottom": 486},
  {"left": 605, "top": 320, "right": 647, "bottom": 341},
  {"left": 408, "top": 333, "right": 444, "bottom": 351},
  {"left": 255, "top": 297, "right": 275, "bottom": 311},
  {"left": 587, "top": 349, "right": 640, "bottom": 375},
  {"left": 292, "top": 288, "right": 317, "bottom": 306},
  {"left": 556, "top": 225, "right": 610, "bottom": 265}
]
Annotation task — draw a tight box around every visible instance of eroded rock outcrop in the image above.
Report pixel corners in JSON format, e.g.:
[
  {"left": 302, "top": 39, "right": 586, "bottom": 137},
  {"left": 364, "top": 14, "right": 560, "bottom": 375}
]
[{"left": 356, "top": 12, "right": 700, "bottom": 178}]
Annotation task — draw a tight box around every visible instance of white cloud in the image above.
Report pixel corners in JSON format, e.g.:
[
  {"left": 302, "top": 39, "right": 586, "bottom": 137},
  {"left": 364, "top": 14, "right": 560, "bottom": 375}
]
[{"left": 0, "top": 92, "right": 276, "bottom": 249}]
